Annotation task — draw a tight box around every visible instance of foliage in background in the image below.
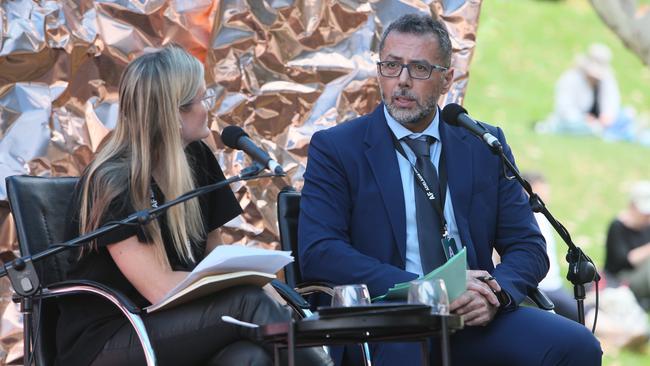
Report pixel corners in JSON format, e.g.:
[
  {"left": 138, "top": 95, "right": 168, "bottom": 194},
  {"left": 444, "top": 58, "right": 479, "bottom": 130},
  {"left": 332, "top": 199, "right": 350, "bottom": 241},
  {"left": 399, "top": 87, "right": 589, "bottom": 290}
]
[{"left": 465, "top": 0, "right": 650, "bottom": 364}]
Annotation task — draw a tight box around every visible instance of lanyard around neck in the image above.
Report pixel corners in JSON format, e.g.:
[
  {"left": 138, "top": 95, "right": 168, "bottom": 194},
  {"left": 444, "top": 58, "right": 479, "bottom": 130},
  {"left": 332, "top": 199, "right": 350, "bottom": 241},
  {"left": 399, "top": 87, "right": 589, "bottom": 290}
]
[{"left": 391, "top": 132, "right": 449, "bottom": 237}]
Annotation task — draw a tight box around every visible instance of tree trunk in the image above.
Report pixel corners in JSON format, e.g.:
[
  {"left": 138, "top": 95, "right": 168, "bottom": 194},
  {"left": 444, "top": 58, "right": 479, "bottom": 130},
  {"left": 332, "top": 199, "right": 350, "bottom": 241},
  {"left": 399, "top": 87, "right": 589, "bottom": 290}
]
[{"left": 590, "top": 0, "right": 650, "bottom": 66}]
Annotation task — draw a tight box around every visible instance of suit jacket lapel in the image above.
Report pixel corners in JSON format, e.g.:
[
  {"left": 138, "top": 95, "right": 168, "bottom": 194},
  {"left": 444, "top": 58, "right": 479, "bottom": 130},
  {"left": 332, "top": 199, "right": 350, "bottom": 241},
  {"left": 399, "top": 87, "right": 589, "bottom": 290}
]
[
  {"left": 440, "top": 118, "right": 478, "bottom": 267},
  {"left": 364, "top": 104, "right": 407, "bottom": 264}
]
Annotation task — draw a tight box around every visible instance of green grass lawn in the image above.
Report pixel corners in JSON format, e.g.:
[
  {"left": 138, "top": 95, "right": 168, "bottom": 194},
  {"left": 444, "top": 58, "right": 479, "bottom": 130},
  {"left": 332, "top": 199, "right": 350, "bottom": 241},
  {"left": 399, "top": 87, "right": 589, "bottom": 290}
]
[{"left": 464, "top": 0, "right": 650, "bottom": 364}]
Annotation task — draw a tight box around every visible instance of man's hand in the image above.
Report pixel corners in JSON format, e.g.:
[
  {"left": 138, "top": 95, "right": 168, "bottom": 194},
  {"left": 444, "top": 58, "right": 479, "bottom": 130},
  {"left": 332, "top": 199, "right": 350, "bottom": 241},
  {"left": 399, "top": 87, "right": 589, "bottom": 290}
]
[{"left": 449, "top": 270, "right": 501, "bottom": 326}]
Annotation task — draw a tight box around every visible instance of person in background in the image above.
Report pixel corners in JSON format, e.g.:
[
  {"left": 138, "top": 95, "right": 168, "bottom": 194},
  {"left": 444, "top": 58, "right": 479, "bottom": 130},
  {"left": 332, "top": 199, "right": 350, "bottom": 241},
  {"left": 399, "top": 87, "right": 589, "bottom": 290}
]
[
  {"left": 536, "top": 43, "right": 635, "bottom": 141},
  {"left": 522, "top": 172, "right": 579, "bottom": 321},
  {"left": 604, "top": 181, "right": 650, "bottom": 309}
]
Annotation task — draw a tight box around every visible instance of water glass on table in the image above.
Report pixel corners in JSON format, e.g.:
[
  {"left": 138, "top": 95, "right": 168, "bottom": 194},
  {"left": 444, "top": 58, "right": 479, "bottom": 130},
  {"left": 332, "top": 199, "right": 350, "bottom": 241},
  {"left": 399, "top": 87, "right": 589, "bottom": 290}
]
[
  {"left": 331, "top": 284, "right": 371, "bottom": 307},
  {"left": 407, "top": 278, "right": 450, "bottom": 315}
]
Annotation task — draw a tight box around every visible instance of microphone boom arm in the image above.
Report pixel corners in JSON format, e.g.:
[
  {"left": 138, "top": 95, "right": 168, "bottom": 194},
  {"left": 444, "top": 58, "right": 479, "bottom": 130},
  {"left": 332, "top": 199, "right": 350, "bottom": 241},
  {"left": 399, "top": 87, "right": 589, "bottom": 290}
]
[
  {"left": 1, "top": 167, "right": 285, "bottom": 285},
  {"left": 475, "top": 120, "right": 503, "bottom": 152},
  {"left": 441, "top": 103, "right": 598, "bottom": 326},
  {"left": 497, "top": 149, "right": 598, "bottom": 326}
]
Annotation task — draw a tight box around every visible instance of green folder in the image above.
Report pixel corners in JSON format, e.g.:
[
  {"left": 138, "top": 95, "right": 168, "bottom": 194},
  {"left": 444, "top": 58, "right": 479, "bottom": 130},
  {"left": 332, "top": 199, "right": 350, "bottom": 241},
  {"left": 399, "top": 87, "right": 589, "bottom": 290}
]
[{"left": 373, "top": 247, "right": 467, "bottom": 302}]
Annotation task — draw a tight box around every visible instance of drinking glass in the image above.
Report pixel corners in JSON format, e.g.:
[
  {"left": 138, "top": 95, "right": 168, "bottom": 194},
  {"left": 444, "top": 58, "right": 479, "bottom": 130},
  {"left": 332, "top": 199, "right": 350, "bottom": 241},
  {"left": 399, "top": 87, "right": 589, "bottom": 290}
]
[
  {"left": 407, "top": 278, "right": 450, "bottom": 315},
  {"left": 330, "top": 284, "right": 372, "bottom": 307}
]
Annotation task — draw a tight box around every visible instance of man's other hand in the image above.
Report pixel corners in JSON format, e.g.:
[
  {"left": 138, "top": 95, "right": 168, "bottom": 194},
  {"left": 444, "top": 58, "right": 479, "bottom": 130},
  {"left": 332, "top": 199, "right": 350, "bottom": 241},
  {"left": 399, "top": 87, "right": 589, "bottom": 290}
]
[{"left": 449, "top": 270, "right": 501, "bottom": 326}]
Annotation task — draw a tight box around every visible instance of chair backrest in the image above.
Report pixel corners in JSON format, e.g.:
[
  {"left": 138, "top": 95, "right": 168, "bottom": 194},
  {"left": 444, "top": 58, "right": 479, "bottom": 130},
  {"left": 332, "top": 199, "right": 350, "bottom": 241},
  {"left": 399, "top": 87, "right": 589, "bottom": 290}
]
[
  {"left": 277, "top": 188, "right": 371, "bottom": 365},
  {"left": 6, "top": 175, "right": 79, "bottom": 284},
  {"left": 5, "top": 175, "right": 79, "bottom": 366},
  {"left": 277, "top": 187, "right": 302, "bottom": 288}
]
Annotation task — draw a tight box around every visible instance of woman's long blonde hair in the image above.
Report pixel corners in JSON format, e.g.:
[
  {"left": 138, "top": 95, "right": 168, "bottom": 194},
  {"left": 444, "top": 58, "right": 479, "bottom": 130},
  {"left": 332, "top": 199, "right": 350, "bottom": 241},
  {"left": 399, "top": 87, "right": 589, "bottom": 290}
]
[{"left": 78, "top": 45, "right": 205, "bottom": 265}]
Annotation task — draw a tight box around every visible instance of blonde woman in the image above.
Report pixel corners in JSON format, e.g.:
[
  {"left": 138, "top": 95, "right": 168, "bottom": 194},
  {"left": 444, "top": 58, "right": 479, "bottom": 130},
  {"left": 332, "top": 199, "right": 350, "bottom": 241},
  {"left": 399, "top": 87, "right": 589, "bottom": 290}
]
[{"left": 57, "top": 45, "right": 331, "bottom": 366}]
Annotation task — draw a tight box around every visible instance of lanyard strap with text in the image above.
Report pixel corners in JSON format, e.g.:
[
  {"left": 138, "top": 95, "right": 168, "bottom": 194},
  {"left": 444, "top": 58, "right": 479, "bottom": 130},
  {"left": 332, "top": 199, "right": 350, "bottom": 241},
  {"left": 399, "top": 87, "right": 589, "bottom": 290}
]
[{"left": 391, "top": 133, "right": 456, "bottom": 259}]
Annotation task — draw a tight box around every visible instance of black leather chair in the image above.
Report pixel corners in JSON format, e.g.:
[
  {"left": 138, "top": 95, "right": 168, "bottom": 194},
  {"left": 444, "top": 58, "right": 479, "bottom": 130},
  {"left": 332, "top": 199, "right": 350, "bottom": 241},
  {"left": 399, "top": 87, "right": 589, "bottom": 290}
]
[
  {"left": 4, "top": 175, "right": 319, "bottom": 366},
  {"left": 5, "top": 175, "right": 156, "bottom": 366},
  {"left": 277, "top": 188, "right": 334, "bottom": 298},
  {"left": 276, "top": 187, "right": 555, "bottom": 312},
  {"left": 277, "top": 187, "right": 373, "bottom": 365}
]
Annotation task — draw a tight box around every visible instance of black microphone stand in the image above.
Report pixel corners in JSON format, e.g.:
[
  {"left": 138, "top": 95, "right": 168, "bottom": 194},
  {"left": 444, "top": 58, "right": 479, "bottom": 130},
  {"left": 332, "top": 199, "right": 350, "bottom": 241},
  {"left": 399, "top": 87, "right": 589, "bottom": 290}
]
[
  {"left": 1, "top": 163, "right": 283, "bottom": 365},
  {"left": 484, "top": 142, "right": 599, "bottom": 326}
]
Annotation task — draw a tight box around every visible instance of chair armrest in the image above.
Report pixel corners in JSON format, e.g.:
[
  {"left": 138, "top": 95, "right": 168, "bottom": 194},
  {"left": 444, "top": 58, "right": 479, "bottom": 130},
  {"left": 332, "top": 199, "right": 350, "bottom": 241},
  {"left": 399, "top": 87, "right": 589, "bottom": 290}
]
[
  {"left": 527, "top": 287, "right": 555, "bottom": 311},
  {"left": 14, "top": 280, "right": 157, "bottom": 366},
  {"left": 271, "top": 280, "right": 335, "bottom": 318},
  {"left": 295, "top": 281, "right": 335, "bottom": 297},
  {"left": 12, "top": 279, "right": 142, "bottom": 313},
  {"left": 271, "top": 280, "right": 311, "bottom": 310},
  {"left": 47, "top": 279, "right": 142, "bottom": 313}
]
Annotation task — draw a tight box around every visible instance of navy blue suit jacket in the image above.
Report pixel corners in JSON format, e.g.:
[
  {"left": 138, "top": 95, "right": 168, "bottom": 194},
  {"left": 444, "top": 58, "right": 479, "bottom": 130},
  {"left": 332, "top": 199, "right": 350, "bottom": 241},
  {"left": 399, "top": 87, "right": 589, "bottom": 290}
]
[{"left": 298, "top": 103, "right": 548, "bottom": 306}]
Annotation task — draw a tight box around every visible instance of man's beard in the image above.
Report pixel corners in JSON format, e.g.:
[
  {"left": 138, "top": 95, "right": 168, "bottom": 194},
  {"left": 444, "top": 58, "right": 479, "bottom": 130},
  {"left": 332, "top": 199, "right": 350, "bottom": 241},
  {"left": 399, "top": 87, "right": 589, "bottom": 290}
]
[{"left": 383, "top": 89, "right": 438, "bottom": 126}]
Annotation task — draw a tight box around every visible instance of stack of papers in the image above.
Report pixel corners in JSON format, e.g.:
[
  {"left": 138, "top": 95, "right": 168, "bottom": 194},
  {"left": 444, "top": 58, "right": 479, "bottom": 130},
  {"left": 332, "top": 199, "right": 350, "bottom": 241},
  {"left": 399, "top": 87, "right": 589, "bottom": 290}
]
[
  {"left": 170, "top": 245, "right": 293, "bottom": 295},
  {"left": 192, "top": 245, "right": 293, "bottom": 275},
  {"left": 145, "top": 245, "right": 293, "bottom": 312}
]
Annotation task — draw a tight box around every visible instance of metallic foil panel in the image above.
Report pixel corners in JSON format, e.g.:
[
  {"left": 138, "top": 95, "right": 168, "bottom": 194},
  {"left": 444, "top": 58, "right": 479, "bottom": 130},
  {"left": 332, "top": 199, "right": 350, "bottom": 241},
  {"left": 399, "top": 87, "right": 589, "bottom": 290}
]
[{"left": 0, "top": 1, "right": 482, "bottom": 363}]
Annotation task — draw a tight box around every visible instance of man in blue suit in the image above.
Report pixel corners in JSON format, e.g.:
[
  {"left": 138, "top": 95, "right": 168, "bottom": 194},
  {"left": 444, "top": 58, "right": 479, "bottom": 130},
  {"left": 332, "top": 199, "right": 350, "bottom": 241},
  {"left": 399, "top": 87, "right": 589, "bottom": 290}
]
[{"left": 298, "top": 13, "right": 601, "bottom": 366}]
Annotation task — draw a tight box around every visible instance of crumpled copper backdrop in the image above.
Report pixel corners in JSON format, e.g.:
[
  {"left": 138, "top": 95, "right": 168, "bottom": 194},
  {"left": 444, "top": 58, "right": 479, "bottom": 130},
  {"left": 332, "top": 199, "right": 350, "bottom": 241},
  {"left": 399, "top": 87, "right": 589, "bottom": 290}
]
[{"left": 0, "top": 0, "right": 482, "bottom": 363}]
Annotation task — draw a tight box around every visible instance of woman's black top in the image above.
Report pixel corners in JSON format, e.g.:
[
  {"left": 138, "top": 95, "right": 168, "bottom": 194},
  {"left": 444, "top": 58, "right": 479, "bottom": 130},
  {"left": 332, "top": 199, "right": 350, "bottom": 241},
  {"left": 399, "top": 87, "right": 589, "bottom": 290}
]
[
  {"left": 56, "top": 141, "right": 242, "bottom": 366},
  {"left": 604, "top": 218, "right": 650, "bottom": 275}
]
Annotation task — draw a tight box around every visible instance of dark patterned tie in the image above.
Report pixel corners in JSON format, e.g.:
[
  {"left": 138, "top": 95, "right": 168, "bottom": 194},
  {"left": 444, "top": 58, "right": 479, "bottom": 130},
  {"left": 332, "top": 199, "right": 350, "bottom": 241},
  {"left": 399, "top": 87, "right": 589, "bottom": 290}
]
[{"left": 403, "top": 137, "right": 446, "bottom": 274}]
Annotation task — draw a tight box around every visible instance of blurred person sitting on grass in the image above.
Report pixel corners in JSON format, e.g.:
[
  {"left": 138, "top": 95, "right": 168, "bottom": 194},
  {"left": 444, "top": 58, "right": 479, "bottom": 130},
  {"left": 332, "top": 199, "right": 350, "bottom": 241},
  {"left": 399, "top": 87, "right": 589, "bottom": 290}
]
[
  {"left": 604, "top": 181, "right": 650, "bottom": 309},
  {"left": 536, "top": 43, "right": 635, "bottom": 141},
  {"left": 523, "top": 172, "right": 581, "bottom": 322}
]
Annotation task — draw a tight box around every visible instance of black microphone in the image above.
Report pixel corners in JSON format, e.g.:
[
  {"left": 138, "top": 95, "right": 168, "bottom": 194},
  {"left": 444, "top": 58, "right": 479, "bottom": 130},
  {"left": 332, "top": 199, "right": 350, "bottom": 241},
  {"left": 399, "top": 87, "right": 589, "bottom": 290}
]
[
  {"left": 221, "top": 126, "right": 285, "bottom": 175},
  {"left": 441, "top": 103, "right": 502, "bottom": 150}
]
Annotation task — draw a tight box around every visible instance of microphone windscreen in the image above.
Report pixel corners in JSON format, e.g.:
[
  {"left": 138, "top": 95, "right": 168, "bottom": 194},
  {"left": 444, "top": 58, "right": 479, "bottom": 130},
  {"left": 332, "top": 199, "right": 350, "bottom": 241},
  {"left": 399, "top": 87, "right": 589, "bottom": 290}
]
[
  {"left": 441, "top": 103, "right": 468, "bottom": 126},
  {"left": 221, "top": 125, "right": 249, "bottom": 149}
]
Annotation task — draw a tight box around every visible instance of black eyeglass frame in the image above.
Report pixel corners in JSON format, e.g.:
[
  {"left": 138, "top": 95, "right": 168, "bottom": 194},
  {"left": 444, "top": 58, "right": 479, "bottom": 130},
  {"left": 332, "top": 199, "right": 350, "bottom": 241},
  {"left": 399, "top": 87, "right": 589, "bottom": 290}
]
[{"left": 376, "top": 61, "right": 449, "bottom": 80}]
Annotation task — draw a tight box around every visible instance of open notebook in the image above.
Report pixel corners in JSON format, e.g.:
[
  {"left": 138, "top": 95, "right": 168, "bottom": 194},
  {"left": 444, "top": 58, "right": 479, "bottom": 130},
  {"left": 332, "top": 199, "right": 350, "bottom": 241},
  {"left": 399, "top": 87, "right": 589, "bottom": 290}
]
[{"left": 145, "top": 245, "right": 293, "bottom": 313}]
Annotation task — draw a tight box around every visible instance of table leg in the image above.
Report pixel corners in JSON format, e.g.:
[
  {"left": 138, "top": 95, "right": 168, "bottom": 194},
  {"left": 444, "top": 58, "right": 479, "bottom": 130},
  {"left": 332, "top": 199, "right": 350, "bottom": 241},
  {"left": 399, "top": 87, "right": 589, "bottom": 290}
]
[
  {"left": 361, "top": 343, "right": 372, "bottom": 366},
  {"left": 274, "top": 344, "right": 280, "bottom": 366},
  {"left": 440, "top": 316, "right": 451, "bottom": 366},
  {"left": 287, "top": 320, "right": 295, "bottom": 366},
  {"left": 420, "top": 339, "right": 430, "bottom": 366}
]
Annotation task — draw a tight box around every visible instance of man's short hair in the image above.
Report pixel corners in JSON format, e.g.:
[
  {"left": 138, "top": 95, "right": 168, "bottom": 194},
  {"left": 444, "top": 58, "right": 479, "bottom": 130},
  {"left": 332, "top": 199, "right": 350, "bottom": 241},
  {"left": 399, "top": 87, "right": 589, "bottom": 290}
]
[{"left": 378, "top": 13, "right": 452, "bottom": 67}]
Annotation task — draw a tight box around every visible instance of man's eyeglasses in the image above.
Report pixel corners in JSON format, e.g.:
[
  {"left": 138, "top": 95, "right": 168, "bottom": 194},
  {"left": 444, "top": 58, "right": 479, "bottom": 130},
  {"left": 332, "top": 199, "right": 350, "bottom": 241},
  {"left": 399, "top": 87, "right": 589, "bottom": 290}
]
[
  {"left": 376, "top": 61, "right": 448, "bottom": 80},
  {"left": 182, "top": 88, "right": 217, "bottom": 110}
]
